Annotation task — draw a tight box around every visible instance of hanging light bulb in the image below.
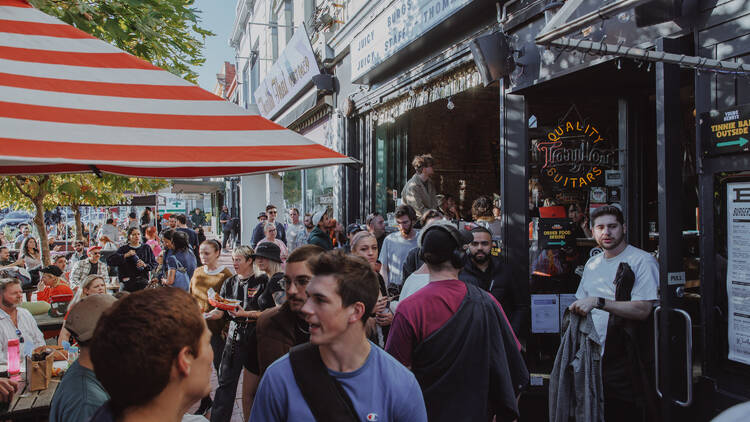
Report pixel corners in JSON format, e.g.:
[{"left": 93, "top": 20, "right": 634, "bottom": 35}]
[{"left": 446, "top": 97, "right": 455, "bottom": 110}]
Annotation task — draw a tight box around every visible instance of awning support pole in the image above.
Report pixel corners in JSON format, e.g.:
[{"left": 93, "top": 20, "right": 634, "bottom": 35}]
[
  {"left": 535, "top": 0, "right": 652, "bottom": 45},
  {"left": 548, "top": 37, "right": 750, "bottom": 74}
]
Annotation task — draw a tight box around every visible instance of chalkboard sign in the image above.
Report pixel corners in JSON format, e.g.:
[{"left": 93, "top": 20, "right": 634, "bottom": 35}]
[
  {"left": 703, "top": 104, "right": 750, "bottom": 156},
  {"left": 538, "top": 218, "right": 575, "bottom": 249}
]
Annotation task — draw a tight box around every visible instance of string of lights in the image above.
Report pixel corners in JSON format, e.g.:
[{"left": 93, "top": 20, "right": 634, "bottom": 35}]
[
  {"left": 549, "top": 37, "right": 750, "bottom": 77},
  {"left": 368, "top": 63, "right": 482, "bottom": 124}
]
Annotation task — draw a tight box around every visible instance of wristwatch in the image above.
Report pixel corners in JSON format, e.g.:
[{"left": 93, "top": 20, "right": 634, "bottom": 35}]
[{"left": 596, "top": 297, "right": 606, "bottom": 309}]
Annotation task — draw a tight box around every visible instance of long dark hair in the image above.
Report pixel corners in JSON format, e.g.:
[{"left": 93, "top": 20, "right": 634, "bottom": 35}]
[
  {"left": 171, "top": 231, "right": 189, "bottom": 252},
  {"left": 21, "top": 237, "right": 38, "bottom": 258}
]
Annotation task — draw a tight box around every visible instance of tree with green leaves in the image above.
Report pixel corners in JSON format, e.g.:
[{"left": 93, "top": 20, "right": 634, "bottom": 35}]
[
  {"left": 0, "top": 175, "right": 168, "bottom": 265},
  {"left": 28, "top": 0, "right": 213, "bottom": 82},
  {"left": 56, "top": 174, "right": 169, "bottom": 241}
]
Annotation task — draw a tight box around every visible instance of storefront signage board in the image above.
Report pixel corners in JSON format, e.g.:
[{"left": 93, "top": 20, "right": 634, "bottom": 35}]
[
  {"left": 350, "top": 0, "right": 472, "bottom": 83},
  {"left": 538, "top": 218, "right": 575, "bottom": 249},
  {"left": 254, "top": 26, "right": 320, "bottom": 120},
  {"left": 726, "top": 181, "right": 750, "bottom": 365},
  {"left": 703, "top": 104, "right": 750, "bottom": 156}
]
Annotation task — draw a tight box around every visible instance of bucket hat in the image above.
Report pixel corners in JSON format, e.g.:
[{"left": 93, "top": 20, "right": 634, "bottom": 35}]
[{"left": 251, "top": 242, "right": 282, "bottom": 263}]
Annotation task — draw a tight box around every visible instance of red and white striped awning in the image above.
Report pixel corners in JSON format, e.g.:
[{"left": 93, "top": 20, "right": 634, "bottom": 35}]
[{"left": 0, "top": 0, "right": 356, "bottom": 178}]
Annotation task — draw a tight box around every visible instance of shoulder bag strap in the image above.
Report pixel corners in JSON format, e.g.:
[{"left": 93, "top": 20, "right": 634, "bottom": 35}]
[{"left": 289, "top": 343, "right": 359, "bottom": 422}]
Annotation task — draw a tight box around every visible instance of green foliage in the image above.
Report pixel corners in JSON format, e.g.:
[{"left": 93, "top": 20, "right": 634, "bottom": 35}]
[
  {"left": 28, "top": 0, "right": 213, "bottom": 83},
  {"left": 0, "top": 174, "right": 169, "bottom": 261}
]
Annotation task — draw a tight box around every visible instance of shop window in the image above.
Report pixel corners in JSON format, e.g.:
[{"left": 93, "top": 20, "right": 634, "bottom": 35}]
[
  {"left": 374, "top": 121, "right": 408, "bottom": 215},
  {"left": 306, "top": 166, "right": 336, "bottom": 213},
  {"left": 283, "top": 170, "right": 302, "bottom": 212}
]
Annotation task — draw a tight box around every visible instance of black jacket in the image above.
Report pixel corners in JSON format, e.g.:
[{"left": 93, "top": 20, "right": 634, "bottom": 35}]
[
  {"left": 459, "top": 255, "right": 530, "bottom": 337},
  {"left": 107, "top": 243, "right": 157, "bottom": 283},
  {"left": 251, "top": 221, "right": 286, "bottom": 247},
  {"left": 412, "top": 283, "right": 529, "bottom": 422},
  {"left": 401, "top": 247, "right": 423, "bottom": 284}
]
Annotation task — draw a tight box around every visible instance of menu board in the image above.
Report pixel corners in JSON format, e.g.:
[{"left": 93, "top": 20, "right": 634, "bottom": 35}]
[{"left": 726, "top": 182, "right": 750, "bottom": 365}]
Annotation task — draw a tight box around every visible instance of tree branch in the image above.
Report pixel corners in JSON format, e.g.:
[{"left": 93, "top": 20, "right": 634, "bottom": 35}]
[{"left": 12, "top": 176, "right": 32, "bottom": 199}]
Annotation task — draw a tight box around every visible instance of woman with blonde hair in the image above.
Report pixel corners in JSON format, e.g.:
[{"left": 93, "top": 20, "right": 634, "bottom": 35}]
[
  {"left": 250, "top": 242, "right": 285, "bottom": 308},
  {"left": 350, "top": 231, "right": 392, "bottom": 347},
  {"left": 57, "top": 274, "right": 107, "bottom": 346},
  {"left": 205, "top": 245, "right": 274, "bottom": 421}
]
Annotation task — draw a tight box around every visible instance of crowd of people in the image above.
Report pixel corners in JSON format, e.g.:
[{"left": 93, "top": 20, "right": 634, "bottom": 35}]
[{"left": 0, "top": 152, "right": 668, "bottom": 422}]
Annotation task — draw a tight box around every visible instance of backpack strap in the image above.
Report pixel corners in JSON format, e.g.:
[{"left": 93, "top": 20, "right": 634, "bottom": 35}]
[
  {"left": 289, "top": 343, "right": 359, "bottom": 422},
  {"left": 169, "top": 255, "right": 186, "bottom": 272}
]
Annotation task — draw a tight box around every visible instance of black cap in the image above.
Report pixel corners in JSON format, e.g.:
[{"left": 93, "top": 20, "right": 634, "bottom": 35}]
[
  {"left": 252, "top": 242, "right": 282, "bottom": 263},
  {"left": 419, "top": 221, "right": 472, "bottom": 265},
  {"left": 258, "top": 212, "right": 267, "bottom": 219},
  {"left": 39, "top": 265, "right": 63, "bottom": 277}
]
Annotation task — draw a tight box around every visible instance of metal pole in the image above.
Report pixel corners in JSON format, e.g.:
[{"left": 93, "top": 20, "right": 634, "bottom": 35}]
[
  {"left": 536, "top": 0, "right": 653, "bottom": 44},
  {"left": 655, "top": 36, "right": 684, "bottom": 421},
  {"left": 548, "top": 38, "right": 750, "bottom": 74}
]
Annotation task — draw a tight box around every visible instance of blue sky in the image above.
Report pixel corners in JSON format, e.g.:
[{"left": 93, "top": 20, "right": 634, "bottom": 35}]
[{"left": 192, "top": 0, "right": 237, "bottom": 91}]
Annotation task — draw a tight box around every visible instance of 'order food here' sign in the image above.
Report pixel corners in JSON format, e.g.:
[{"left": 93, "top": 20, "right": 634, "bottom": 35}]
[
  {"left": 255, "top": 26, "right": 321, "bottom": 120},
  {"left": 351, "top": 0, "right": 472, "bottom": 83}
]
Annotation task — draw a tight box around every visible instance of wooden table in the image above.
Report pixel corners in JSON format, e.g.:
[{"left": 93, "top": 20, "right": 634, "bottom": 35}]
[
  {"left": 33, "top": 314, "right": 64, "bottom": 332},
  {"left": 0, "top": 379, "right": 59, "bottom": 421},
  {"left": 33, "top": 314, "right": 64, "bottom": 340}
]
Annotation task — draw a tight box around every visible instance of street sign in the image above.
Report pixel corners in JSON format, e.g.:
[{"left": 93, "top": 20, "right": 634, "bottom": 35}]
[{"left": 703, "top": 104, "right": 750, "bottom": 156}]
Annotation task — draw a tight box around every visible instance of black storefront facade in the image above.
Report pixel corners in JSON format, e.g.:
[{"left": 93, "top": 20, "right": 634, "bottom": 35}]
[
  {"left": 347, "top": 0, "right": 750, "bottom": 420},
  {"left": 346, "top": 0, "right": 503, "bottom": 224},
  {"left": 497, "top": 1, "right": 750, "bottom": 421}
]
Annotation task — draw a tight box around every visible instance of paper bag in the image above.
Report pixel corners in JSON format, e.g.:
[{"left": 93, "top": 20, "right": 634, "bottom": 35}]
[{"left": 25, "top": 354, "right": 54, "bottom": 391}]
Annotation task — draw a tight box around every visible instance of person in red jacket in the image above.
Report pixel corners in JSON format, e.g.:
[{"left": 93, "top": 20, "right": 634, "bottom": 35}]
[{"left": 37, "top": 265, "right": 73, "bottom": 303}]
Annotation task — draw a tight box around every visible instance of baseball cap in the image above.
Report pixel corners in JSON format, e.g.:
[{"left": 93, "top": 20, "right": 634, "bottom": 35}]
[
  {"left": 39, "top": 265, "right": 63, "bottom": 277},
  {"left": 312, "top": 210, "right": 326, "bottom": 226},
  {"left": 258, "top": 212, "right": 267, "bottom": 219},
  {"left": 66, "top": 294, "right": 118, "bottom": 342},
  {"left": 87, "top": 245, "right": 102, "bottom": 254}
]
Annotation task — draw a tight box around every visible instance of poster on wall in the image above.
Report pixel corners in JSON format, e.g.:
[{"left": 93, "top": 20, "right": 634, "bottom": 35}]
[
  {"left": 726, "top": 181, "right": 750, "bottom": 365},
  {"left": 531, "top": 294, "right": 559, "bottom": 334},
  {"left": 703, "top": 104, "right": 750, "bottom": 156}
]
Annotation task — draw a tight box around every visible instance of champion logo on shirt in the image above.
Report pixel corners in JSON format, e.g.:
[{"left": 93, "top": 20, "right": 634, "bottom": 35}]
[{"left": 366, "top": 413, "right": 378, "bottom": 421}]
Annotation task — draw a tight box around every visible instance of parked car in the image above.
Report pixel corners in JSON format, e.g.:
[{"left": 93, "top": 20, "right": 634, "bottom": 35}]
[{"left": 0, "top": 211, "right": 33, "bottom": 229}]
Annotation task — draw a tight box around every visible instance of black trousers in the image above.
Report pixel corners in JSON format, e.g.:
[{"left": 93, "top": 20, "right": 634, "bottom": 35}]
[
  {"left": 210, "top": 328, "right": 254, "bottom": 422},
  {"left": 222, "top": 230, "right": 232, "bottom": 249}
]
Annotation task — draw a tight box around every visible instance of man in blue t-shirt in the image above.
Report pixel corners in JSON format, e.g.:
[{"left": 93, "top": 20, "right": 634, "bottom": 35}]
[{"left": 250, "top": 250, "right": 427, "bottom": 422}]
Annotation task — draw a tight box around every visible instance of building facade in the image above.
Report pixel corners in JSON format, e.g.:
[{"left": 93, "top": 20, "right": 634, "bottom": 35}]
[
  {"left": 229, "top": 0, "right": 366, "bottom": 240},
  {"left": 228, "top": 0, "right": 750, "bottom": 419}
]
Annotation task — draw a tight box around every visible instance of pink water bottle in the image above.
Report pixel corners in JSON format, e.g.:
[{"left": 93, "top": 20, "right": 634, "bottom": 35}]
[{"left": 7, "top": 338, "right": 20, "bottom": 375}]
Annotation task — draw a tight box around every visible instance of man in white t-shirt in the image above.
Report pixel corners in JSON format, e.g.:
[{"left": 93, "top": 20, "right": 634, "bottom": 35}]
[{"left": 568, "top": 204, "right": 659, "bottom": 421}]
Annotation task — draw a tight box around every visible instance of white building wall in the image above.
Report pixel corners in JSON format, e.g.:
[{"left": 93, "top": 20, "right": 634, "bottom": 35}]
[{"left": 231, "top": 0, "right": 367, "bottom": 228}]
